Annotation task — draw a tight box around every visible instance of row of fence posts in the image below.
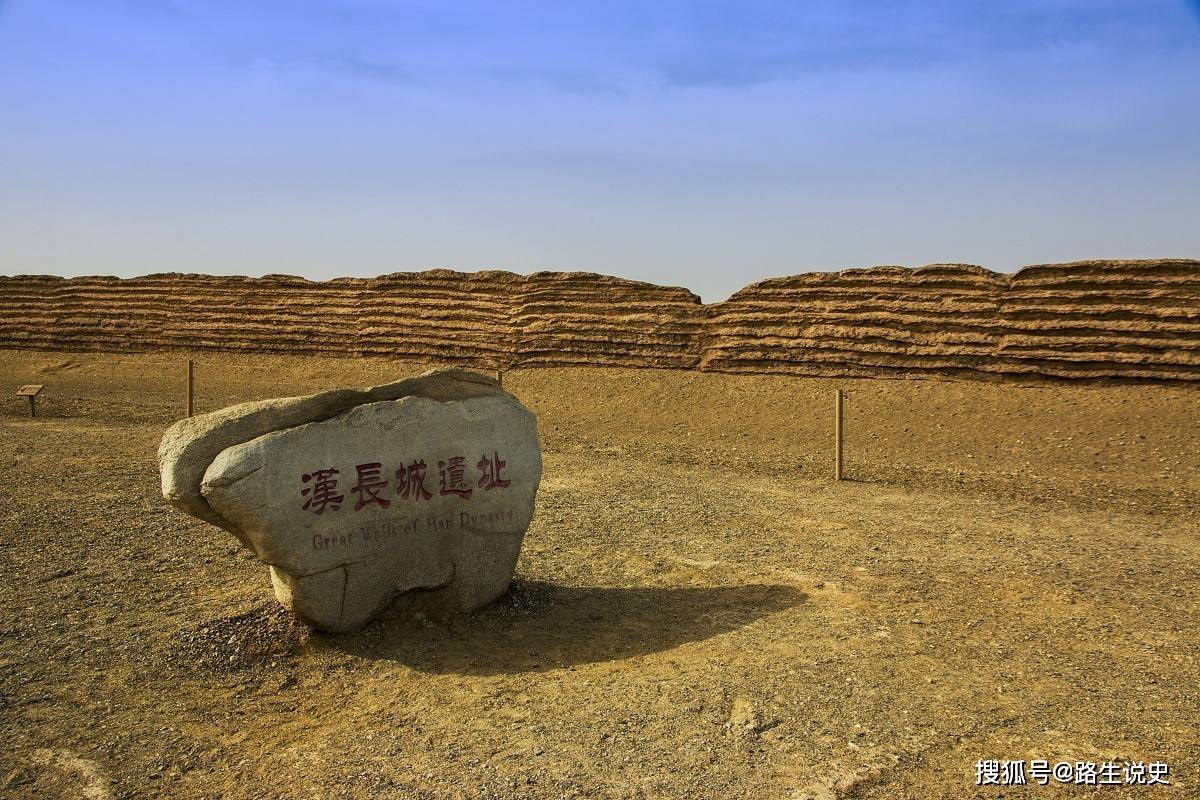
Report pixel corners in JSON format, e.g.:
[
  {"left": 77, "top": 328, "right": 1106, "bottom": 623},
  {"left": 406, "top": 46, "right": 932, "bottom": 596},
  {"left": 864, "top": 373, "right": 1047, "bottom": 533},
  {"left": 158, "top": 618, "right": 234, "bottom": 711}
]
[{"left": 179, "top": 360, "right": 846, "bottom": 481}]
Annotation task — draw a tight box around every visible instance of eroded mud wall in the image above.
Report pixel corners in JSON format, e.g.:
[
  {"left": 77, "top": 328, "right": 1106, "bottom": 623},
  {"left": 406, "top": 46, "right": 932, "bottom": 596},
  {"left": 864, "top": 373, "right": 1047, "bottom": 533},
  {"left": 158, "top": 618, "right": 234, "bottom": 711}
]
[
  {"left": 702, "top": 260, "right": 1200, "bottom": 381},
  {"left": 2, "top": 260, "right": 1197, "bottom": 381}
]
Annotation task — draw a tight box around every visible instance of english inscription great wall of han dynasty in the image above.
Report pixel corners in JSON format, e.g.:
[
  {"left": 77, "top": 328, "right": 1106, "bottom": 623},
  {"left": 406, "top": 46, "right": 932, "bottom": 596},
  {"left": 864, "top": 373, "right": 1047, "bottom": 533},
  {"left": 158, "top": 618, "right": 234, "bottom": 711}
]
[{"left": 2, "top": 258, "right": 1198, "bottom": 382}]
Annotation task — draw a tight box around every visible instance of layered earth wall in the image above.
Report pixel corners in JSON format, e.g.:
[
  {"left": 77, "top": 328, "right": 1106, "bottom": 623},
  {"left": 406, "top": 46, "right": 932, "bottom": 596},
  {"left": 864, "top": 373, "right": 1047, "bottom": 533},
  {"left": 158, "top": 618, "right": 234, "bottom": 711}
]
[{"left": 2, "top": 260, "right": 1197, "bottom": 382}]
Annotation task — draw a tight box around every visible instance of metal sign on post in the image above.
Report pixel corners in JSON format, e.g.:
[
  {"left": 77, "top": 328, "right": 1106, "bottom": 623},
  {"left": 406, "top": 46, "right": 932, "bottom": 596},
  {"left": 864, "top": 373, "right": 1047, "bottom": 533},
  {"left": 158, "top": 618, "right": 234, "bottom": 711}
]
[{"left": 16, "top": 384, "right": 44, "bottom": 418}]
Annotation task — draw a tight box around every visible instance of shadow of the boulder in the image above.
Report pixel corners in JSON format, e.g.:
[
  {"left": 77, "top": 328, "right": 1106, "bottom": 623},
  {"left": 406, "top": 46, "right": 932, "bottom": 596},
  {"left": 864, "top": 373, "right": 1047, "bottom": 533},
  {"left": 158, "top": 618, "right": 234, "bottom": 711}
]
[{"left": 322, "top": 580, "right": 806, "bottom": 675}]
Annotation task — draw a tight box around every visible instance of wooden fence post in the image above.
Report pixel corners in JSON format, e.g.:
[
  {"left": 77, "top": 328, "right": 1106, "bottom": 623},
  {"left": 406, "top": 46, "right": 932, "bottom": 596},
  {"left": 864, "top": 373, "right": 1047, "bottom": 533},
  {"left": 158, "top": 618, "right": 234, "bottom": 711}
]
[{"left": 835, "top": 388, "right": 844, "bottom": 481}]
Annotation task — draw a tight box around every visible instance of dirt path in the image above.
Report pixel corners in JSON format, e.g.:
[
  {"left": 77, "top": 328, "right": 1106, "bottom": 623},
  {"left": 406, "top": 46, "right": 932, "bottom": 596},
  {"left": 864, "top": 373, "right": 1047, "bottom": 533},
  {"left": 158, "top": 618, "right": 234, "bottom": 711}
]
[{"left": 1, "top": 351, "right": 1197, "bottom": 798}]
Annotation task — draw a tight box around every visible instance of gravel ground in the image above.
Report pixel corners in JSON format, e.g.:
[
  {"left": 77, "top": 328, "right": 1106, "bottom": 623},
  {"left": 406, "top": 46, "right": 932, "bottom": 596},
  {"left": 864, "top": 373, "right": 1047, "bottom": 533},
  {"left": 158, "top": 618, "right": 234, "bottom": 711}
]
[{"left": 0, "top": 351, "right": 1197, "bottom": 799}]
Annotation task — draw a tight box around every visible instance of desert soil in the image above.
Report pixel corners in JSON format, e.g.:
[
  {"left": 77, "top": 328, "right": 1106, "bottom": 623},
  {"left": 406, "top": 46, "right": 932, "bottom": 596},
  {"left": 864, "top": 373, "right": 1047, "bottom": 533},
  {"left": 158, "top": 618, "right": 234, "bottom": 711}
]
[{"left": 0, "top": 350, "right": 1197, "bottom": 799}]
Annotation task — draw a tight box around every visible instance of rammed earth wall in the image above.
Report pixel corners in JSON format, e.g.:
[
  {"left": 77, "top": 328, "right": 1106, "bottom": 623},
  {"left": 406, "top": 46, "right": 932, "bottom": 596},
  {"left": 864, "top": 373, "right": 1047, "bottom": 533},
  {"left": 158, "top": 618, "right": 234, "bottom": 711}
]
[{"left": 2, "top": 259, "right": 1198, "bottom": 382}]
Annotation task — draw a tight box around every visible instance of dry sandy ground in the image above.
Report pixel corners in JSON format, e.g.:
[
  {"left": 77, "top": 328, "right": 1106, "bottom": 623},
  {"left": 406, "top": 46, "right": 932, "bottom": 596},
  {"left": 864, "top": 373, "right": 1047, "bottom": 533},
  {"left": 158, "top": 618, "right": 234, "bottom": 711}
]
[{"left": 0, "top": 350, "right": 1197, "bottom": 800}]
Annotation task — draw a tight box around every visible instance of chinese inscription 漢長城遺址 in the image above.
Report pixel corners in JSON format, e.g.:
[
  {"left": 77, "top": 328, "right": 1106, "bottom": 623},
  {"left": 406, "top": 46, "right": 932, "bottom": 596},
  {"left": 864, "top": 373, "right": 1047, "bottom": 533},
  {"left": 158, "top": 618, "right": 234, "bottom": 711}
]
[{"left": 300, "top": 451, "right": 512, "bottom": 514}]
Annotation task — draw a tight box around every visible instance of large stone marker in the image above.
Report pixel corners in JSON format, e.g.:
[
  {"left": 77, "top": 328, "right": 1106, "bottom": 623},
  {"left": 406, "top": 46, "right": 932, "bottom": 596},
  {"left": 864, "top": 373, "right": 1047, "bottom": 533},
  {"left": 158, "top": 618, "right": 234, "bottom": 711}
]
[{"left": 158, "top": 368, "right": 541, "bottom": 632}]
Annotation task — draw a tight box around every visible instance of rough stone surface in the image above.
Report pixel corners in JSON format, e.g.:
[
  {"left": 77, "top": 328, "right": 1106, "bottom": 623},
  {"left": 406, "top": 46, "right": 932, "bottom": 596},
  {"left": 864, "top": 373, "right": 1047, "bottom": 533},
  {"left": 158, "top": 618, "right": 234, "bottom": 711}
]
[
  {"left": 157, "top": 389, "right": 365, "bottom": 543},
  {"left": 158, "top": 368, "right": 541, "bottom": 631}
]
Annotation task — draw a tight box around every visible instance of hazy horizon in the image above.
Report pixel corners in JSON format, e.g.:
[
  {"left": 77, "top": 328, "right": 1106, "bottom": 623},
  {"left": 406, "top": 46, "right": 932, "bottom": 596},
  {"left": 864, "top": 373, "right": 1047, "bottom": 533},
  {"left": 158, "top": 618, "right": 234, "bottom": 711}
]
[{"left": 2, "top": 1, "right": 1199, "bottom": 302}]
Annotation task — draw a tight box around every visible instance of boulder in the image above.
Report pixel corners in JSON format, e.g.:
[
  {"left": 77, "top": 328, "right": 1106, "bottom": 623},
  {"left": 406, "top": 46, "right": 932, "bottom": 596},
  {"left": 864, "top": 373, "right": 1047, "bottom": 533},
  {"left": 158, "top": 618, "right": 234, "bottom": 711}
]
[
  {"left": 158, "top": 388, "right": 366, "bottom": 545},
  {"left": 158, "top": 368, "right": 541, "bottom": 632}
]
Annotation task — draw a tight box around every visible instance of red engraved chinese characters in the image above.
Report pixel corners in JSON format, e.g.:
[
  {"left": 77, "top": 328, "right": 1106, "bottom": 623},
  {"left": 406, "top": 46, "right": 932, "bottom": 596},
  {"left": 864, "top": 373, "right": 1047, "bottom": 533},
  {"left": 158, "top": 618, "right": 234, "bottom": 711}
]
[
  {"left": 350, "top": 462, "right": 392, "bottom": 511},
  {"left": 301, "top": 468, "right": 344, "bottom": 514},
  {"left": 438, "top": 456, "right": 473, "bottom": 498},
  {"left": 476, "top": 451, "right": 511, "bottom": 491},
  {"left": 302, "top": 452, "right": 511, "bottom": 513},
  {"left": 395, "top": 459, "right": 433, "bottom": 501}
]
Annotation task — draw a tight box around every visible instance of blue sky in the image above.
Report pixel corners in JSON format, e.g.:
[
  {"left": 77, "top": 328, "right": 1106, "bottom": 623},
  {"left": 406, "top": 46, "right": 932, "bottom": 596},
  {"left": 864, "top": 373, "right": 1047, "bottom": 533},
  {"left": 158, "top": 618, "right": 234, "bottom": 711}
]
[{"left": 2, "top": 1, "right": 1198, "bottom": 300}]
